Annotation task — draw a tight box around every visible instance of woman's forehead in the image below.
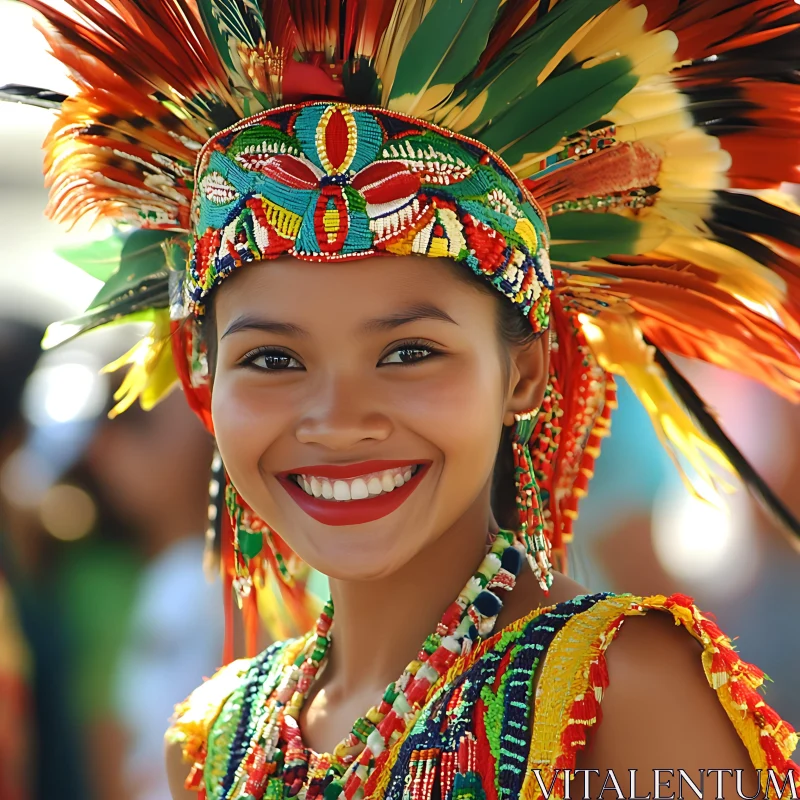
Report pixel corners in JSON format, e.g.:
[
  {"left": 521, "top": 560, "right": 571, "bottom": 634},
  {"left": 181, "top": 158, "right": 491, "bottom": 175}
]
[{"left": 213, "top": 255, "right": 497, "bottom": 330}]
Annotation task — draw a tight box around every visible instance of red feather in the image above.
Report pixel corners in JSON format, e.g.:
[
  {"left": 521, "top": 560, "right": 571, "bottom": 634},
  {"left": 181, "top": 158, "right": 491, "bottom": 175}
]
[{"left": 644, "top": 0, "right": 800, "bottom": 60}]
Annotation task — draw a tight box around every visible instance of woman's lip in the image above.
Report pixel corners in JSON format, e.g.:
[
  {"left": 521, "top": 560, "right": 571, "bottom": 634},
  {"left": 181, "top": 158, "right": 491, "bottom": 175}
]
[
  {"left": 277, "top": 459, "right": 429, "bottom": 480},
  {"left": 276, "top": 463, "right": 430, "bottom": 526}
]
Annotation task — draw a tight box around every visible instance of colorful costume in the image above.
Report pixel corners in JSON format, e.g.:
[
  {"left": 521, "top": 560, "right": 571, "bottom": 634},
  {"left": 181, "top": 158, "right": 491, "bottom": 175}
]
[{"left": 5, "top": 0, "right": 800, "bottom": 797}]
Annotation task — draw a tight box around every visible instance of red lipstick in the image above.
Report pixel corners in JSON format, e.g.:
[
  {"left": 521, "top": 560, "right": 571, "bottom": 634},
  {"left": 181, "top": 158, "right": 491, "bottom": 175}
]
[{"left": 276, "top": 460, "right": 431, "bottom": 526}]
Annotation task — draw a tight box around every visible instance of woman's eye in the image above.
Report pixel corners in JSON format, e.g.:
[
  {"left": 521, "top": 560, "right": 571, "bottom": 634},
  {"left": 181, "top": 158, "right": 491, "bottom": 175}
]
[
  {"left": 380, "top": 344, "right": 437, "bottom": 365},
  {"left": 242, "top": 349, "right": 302, "bottom": 371}
]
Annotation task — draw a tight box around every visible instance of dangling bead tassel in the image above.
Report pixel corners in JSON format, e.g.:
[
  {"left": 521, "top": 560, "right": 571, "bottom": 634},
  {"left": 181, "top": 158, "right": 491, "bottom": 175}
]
[
  {"left": 203, "top": 448, "right": 225, "bottom": 582},
  {"left": 512, "top": 410, "right": 554, "bottom": 594},
  {"left": 223, "top": 486, "right": 318, "bottom": 637},
  {"left": 225, "top": 481, "right": 263, "bottom": 608}
]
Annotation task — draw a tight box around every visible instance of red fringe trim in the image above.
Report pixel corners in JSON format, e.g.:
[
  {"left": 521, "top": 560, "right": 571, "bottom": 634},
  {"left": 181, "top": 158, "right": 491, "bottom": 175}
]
[{"left": 539, "top": 595, "right": 800, "bottom": 799}]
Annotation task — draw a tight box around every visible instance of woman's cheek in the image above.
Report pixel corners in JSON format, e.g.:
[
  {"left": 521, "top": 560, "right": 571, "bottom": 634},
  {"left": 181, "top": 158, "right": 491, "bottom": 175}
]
[
  {"left": 211, "top": 375, "right": 288, "bottom": 483},
  {"left": 396, "top": 359, "right": 502, "bottom": 443}
]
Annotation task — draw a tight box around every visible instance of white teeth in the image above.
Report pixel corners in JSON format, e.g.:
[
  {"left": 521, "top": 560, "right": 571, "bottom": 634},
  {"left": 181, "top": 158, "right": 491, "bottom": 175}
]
[
  {"left": 292, "top": 465, "right": 422, "bottom": 502},
  {"left": 333, "top": 480, "right": 351, "bottom": 501},
  {"left": 350, "top": 478, "right": 369, "bottom": 500}
]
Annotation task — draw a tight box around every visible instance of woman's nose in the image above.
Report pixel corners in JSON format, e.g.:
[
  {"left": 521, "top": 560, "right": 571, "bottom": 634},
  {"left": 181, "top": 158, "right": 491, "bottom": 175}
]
[{"left": 294, "top": 373, "right": 392, "bottom": 450}]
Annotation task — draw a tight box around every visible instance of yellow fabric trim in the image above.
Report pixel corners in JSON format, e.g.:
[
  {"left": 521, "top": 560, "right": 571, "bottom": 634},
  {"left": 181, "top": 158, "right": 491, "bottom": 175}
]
[
  {"left": 522, "top": 595, "right": 642, "bottom": 798},
  {"left": 522, "top": 594, "right": 799, "bottom": 800},
  {"left": 166, "top": 658, "right": 254, "bottom": 764}
]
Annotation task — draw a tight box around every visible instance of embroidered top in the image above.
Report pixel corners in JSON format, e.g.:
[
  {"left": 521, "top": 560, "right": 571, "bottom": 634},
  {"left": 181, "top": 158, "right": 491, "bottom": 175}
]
[{"left": 168, "top": 593, "right": 800, "bottom": 800}]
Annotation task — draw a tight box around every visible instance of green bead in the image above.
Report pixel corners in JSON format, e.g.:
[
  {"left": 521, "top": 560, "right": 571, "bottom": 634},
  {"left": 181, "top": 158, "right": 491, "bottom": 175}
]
[
  {"left": 238, "top": 530, "right": 263, "bottom": 559},
  {"left": 324, "top": 779, "right": 345, "bottom": 800}
]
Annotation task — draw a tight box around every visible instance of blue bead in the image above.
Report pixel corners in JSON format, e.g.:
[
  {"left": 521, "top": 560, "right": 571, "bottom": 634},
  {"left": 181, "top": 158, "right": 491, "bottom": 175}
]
[
  {"left": 501, "top": 546, "right": 523, "bottom": 576},
  {"left": 473, "top": 590, "right": 502, "bottom": 618}
]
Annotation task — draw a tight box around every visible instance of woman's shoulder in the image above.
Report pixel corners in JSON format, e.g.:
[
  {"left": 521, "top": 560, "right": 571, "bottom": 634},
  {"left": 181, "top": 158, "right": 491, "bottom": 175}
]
[{"left": 524, "top": 591, "right": 800, "bottom": 799}]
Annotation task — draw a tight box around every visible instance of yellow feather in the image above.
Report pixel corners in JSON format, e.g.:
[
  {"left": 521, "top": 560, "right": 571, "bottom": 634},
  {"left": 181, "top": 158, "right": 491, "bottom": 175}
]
[
  {"left": 751, "top": 188, "right": 800, "bottom": 216},
  {"left": 572, "top": 2, "right": 677, "bottom": 82},
  {"left": 433, "top": 89, "right": 484, "bottom": 131},
  {"left": 653, "top": 236, "right": 799, "bottom": 339},
  {"left": 653, "top": 127, "right": 727, "bottom": 159},
  {"left": 611, "top": 87, "right": 691, "bottom": 128},
  {"left": 571, "top": 1, "right": 648, "bottom": 58},
  {"left": 376, "top": 0, "right": 437, "bottom": 105},
  {"left": 579, "top": 314, "right": 737, "bottom": 505},
  {"left": 538, "top": 13, "right": 606, "bottom": 85},
  {"left": 390, "top": 83, "right": 455, "bottom": 118},
  {"left": 101, "top": 309, "right": 178, "bottom": 418}
]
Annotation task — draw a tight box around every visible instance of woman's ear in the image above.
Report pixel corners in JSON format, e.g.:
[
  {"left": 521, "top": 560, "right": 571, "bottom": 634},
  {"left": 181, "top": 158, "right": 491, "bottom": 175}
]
[{"left": 503, "top": 330, "right": 550, "bottom": 427}]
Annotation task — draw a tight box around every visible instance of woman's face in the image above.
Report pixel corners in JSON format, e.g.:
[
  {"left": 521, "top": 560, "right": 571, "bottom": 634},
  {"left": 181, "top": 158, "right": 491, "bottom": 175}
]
[{"left": 211, "top": 255, "right": 546, "bottom": 581}]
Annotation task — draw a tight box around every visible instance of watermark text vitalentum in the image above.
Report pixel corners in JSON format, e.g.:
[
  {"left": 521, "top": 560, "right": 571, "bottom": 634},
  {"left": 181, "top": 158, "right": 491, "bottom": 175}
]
[{"left": 529, "top": 768, "right": 798, "bottom": 799}]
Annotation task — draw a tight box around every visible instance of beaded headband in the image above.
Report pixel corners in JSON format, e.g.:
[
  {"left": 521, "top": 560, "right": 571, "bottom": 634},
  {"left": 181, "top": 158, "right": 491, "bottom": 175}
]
[{"left": 184, "top": 102, "right": 553, "bottom": 333}]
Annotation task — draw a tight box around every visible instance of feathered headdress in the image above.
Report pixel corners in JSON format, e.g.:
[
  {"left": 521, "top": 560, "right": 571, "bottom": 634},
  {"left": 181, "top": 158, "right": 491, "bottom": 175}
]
[{"left": 5, "top": 0, "right": 800, "bottom": 653}]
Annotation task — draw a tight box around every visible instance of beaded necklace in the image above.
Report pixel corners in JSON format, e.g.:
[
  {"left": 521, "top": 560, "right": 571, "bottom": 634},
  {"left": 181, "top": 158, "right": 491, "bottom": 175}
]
[{"left": 220, "top": 528, "right": 524, "bottom": 800}]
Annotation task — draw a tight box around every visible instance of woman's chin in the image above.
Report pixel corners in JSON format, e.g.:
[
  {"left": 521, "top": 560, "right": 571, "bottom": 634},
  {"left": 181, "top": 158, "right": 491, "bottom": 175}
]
[{"left": 277, "top": 520, "right": 418, "bottom": 582}]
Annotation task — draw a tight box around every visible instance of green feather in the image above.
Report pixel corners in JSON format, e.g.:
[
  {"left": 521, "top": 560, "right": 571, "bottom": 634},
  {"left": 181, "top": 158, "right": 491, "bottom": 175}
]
[
  {"left": 56, "top": 234, "right": 128, "bottom": 283},
  {"left": 86, "top": 230, "right": 176, "bottom": 311},
  {"left": 343, "top": 58, "right": 382, "bottom": 106},
  {"left": 43, "top": 229, "right": 179, "bottom": 348},
  {"left": 196, "top": 0, "right": 265, "bottom": 70},
  {"left": 458, "top": 0, "right": 617, "bottom": 134},
  {"left": 389, "top": 0, "right": 503, "bottom": 113},
  {"left": 195, "top": 0, "right": 270, "bottom": 111},
  {"left": 42, "top": 307, "right": 165, "bottom": 351},
  {"left": 482, "top": 58, "right": 637, "bottom": 165},
  {"left": 549, "top": 212, "right": 641, "bottom": 262}
]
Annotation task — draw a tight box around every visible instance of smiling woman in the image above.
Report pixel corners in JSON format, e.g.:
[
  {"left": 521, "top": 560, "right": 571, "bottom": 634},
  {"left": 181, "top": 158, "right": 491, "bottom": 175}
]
[
  {"left": 208, "top": 256, "right": 547, "bottom": 579},
  {"left": 9, "top": 0, "right": 800, "bottom": 799}
]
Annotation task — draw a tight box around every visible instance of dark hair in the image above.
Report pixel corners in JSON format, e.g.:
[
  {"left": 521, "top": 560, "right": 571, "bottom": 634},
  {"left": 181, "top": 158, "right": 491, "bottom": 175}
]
[{"left": 197, "top": 263, "right": 542, "bottom": 530}]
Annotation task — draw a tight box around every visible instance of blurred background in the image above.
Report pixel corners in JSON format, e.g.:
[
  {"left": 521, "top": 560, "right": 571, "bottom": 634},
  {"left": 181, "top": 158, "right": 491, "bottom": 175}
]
[{"left": 0, "top": 1, "right": 798, "bottom": 798}]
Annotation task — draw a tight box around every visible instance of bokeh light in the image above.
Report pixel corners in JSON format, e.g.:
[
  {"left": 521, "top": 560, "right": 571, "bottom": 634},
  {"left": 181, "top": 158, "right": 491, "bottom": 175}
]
[
  {"left": 651, "top": 480, "right": 759, "bottom": 599},
  {"left": 39, "top": 483, "right": 97, "bottom": 541}
]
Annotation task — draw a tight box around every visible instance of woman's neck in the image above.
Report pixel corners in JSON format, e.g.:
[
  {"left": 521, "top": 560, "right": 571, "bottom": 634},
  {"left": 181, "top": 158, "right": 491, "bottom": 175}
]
[{"left": 324, "top": 492, "right": 494, "bottom": 696}]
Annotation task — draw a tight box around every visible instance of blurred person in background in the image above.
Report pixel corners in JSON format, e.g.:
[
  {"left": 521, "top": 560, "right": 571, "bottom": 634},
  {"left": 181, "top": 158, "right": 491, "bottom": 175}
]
[
  {"left": 0, "top": 315, "right": 224, "bottom": 800},
  {"left": 0, "top": 317, "right": 87, "bottom": 800},
  {"left": 84, "top": 387, "right": 223, "bottom": 800}
]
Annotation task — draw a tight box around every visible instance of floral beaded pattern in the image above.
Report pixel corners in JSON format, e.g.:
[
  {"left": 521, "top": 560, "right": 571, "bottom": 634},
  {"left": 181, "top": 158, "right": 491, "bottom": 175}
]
[{"left": 185, "top": 102, "right": 553, "bottom": 333}]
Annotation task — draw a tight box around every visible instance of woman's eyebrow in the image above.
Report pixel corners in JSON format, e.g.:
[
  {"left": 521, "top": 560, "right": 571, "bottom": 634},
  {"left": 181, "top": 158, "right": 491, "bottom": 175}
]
[
  {"left": 361, "top": 303, "right": 459, "bottom": 332},
  {"left": 221, "top": 317, "right": 309, "bottom": 339},
  {"left": 221, "top": 303, "right": 458, "bottom": 339}
]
